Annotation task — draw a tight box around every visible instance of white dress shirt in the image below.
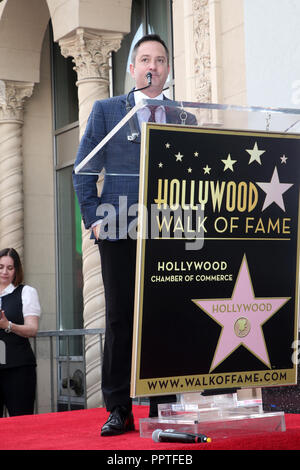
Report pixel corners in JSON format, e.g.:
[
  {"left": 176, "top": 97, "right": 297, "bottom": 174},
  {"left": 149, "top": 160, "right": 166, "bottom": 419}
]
[
  {"left": 134, "top": 90, "right": 166, "bottom": 125},
  {"left": 0, "top": 284, "right": 41, "bottom": 317}
]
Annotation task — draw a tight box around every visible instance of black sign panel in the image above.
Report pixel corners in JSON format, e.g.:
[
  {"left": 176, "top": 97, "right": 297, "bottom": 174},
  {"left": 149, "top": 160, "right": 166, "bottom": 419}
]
[{"left": 131, "top": 124, "right": 300, "bottom": 397}]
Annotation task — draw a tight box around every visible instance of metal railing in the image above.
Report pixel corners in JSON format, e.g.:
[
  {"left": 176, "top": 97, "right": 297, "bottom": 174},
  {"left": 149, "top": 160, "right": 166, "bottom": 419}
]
[{"left": 33, "top": 328, "right": 105, "bottom": 413}]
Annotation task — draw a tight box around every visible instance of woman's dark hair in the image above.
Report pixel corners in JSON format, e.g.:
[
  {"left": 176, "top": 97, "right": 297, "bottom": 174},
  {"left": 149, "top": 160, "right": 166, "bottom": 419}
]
[{"left": 0, "top": 248, "right": 23, "bottom": 286}]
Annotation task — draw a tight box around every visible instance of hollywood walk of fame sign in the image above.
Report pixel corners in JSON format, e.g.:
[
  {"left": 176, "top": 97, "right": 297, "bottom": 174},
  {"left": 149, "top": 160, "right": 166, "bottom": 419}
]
[{"left": 131, "top": 124, "right": 300, "bottom": 398}]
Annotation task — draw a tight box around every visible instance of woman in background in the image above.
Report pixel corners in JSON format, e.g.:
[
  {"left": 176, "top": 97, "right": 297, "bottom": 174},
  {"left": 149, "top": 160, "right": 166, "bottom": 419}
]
[{"left": 0, "top": 248, "right": 41, "bottom": 417}]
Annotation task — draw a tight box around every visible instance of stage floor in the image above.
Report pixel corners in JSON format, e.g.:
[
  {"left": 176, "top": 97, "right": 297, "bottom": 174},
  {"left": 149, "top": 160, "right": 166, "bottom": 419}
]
[{"left": 1, "top": 405, "right": 300, "bottom": 451}]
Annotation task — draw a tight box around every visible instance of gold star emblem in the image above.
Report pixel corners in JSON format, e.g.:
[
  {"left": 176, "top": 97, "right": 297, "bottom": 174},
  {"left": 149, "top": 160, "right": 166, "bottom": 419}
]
[
  {"left": 175, "top": 152, "right": 183, "bottom": 162},
  {"left": 281, "top": 154, "right": 288, "bottom": 164},
  {"left": 246, "top": 142, "right": 266, "bottom": 165},
  {"left": 222, "top": 154, "right": 237, "bottom": 172}
]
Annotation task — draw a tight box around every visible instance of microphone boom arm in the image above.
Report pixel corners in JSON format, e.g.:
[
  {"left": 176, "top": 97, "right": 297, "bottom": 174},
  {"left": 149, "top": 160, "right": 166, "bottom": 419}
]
[{"left": 126, "top": 73, "right": 153, "bottom": 141}]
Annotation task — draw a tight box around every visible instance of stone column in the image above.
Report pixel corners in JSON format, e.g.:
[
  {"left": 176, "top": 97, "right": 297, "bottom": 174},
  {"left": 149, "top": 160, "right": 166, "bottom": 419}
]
[
  {"left": 192, "top": 0, "right": 223, "bottom": 124},
  {"left": 192, "top": 0, "right": 212, "bottom": 103},
  {"left": 59, "top": 29, "right": 122, "bottom": 408},
  {"left": 0, "top": 80, "right": 34, "bottom": 260}
]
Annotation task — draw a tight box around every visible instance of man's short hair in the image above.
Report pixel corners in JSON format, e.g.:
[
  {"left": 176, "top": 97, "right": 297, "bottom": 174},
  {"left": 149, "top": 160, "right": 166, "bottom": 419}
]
[{"left": 131, "top": 34, "right": 169, "bottom": 65}]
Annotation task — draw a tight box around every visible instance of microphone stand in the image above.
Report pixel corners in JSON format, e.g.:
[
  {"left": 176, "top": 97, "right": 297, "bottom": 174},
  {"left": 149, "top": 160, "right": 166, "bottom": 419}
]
[{"left": 126, "top": 73, "right": 152, "bottom": 141}]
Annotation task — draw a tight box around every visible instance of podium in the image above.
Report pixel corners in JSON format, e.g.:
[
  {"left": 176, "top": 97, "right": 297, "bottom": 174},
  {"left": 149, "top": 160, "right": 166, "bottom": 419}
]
[
  {"left": 139, "top": 392, "right": 286, "bottom": 440},
  {"left": 75, "top": 99, "right": 300, "bottom": 440}
]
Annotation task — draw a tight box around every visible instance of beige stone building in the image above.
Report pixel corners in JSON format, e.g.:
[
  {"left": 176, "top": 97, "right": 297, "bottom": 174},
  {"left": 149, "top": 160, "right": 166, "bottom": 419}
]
[{"left": 0, "top": 0, "right": 299, "bottom": 413}]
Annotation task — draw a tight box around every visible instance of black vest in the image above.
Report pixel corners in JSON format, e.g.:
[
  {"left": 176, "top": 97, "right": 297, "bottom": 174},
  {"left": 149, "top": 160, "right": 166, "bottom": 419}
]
[{"left": 0, "top": 285, "right": 36, "bottom": 369}]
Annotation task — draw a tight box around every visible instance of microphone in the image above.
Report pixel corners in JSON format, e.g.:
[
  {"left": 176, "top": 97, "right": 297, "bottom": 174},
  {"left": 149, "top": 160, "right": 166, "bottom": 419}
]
[
  {"left": 146, "top": 72, "right": 152, "bottom": 86},
  {"left": 152, "top": 428, "right": 211, "bottom": 444},
  {"left": 126, "top": 71, "right": 153, "bottom": 112}
]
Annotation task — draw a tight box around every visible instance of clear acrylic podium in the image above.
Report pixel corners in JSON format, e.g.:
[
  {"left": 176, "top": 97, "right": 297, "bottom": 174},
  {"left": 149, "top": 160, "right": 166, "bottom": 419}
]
[
  {"left": 75, "top": 99, "right": 300, "bottom": 441},
  {"left": 74, "top": 99, "right": 300, "bottom": 175},
  {"left": 139, "top": 392, "right": 286, "bottom": 441}
]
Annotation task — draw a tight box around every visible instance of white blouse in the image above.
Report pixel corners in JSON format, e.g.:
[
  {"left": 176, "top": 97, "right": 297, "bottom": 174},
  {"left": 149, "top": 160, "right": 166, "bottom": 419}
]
[{"left": 0, "top": 284, "right": 41, "bottom": 317}]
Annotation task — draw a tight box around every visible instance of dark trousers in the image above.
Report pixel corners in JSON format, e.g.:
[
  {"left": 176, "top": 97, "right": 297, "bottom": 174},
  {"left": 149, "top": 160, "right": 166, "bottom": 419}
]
[
  {"left": 98, "top": 238, "right": 176, "bottom": 413},
  {"left": 98, "top": 238, "right": 136, "bottom": 411},
  {"left": 0, "top": 365, "right": 36, "bottom": 417}
]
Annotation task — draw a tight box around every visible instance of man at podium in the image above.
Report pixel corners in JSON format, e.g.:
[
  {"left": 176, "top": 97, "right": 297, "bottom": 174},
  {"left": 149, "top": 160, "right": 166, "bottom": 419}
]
[{"left": 73, "top": 34, "right": 195, "bottom": 436}]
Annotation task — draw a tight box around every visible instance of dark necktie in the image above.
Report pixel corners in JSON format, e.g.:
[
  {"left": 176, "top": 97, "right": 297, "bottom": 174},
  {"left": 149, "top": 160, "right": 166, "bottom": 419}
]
[{"left": 148, "top": 106, "right": 157, "bottom": 122}]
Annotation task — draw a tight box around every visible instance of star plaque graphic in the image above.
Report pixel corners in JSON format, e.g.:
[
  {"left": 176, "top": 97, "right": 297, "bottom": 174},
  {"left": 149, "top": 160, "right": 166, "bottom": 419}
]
[
  {"left": 131, "top": 123, "right": 300, "bottom": 398},
  {"left": 193, "top": 255, "right": 290, "bottom": 372}
]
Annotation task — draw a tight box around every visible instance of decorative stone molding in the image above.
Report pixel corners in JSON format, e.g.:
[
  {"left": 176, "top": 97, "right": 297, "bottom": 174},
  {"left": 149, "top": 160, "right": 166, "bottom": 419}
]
[
  {"left": 59, "top": 29, "right": 122, "bottom": 409},
  {"left": 59, "top": 28, "right": 122, "bottom": 83},
  {"left": 0, "top": 80, "right": 34, "bottom": 122},
  {"left": 192, "top": 0, "right": 211, "bottom": 103}
]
